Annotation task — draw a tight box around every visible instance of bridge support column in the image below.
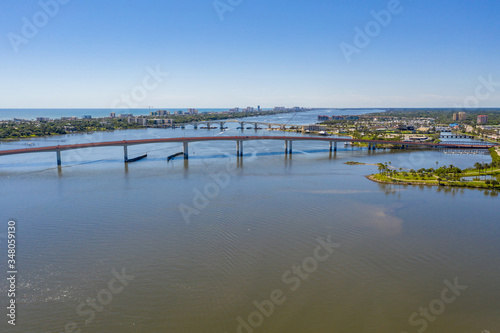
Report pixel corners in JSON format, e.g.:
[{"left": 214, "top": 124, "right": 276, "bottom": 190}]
[
  {"left": 207, "top": 122, "right": 211, "bottom": 130},
  {"left": 194, "top": 123, "right": 198, "bottom": 129},
  {"left": 236, "top": 141, "right": 243, "bottom": 157},
  {"left": 254, "top": 123, "right": 258, "bottom": 130},
  {"left": 56, "top": 151, "right": 62, "bottom": 166},
  {"left": 183, "top": 142, "right": 189, "bottom": 159},
  {"left": 236, "top": 141, "right": 244, "bottom": 157},
  {"left": 334, "top": 142, "right": 337, "bottom": 152},
  {"left": 123, "top": 146, "right": 128, "bottom": 162},
  {"left": 240, "top": 122, "right": 244, "bottom": 129},
  {"left": 220, "top": 122, "right": 225, "bottom": 130},
  {"left": 329, "top": 141, "right": 332, "bottom": 152},
  {"left": 285, "top": 140, "right": 289, "bottom": 154}
]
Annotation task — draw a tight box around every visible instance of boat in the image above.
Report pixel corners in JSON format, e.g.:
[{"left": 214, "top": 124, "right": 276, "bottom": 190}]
[
  {"left": 167, "top": 152, "right": 184, "bottom": 162},
  {"left": 125, "top": 153, "right": 147, "bottom": 163},
  {"left": 318, "top": 131, "right": 328, "bottom": 136}
]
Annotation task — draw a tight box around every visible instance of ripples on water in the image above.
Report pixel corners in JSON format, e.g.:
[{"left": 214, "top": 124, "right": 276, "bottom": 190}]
[{"left": 0, "top": 117, "right": 499, "bottom": 332}]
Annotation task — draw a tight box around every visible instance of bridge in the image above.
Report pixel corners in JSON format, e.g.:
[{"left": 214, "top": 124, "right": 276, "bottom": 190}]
[
  {"left": 0, "top": 136, "right": 496, "bottom": 167},
  {"left": 172, "top": 119, "right": 297, "bottom": 130}
]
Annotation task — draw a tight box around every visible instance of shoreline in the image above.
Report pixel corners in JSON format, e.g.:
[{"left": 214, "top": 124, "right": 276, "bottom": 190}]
[{"left": 366, "top": 174, "right": 499, "bottom": 190}]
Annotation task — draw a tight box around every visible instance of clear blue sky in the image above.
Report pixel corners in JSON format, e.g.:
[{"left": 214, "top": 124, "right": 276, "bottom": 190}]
[{"left": 1, "top": 0, "right": 499, "bottom": 108}]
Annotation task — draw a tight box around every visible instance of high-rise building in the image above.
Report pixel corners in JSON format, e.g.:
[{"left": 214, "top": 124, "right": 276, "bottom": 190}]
[
  {"left": 453, "top": 112, "right": 467, "bottom": 121},
  {"left": 477, "top": 115, "right": 488, "bottom": 124},
  {"left": 110, "top": 112, "right": 116, "bottom": 118}
]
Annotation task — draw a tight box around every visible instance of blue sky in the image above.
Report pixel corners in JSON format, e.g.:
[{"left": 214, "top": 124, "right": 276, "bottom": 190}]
[{"left": 1, "top": 0, "right": 500, "bottom": 108}]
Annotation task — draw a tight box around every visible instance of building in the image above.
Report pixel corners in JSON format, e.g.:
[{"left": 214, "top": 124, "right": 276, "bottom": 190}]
[
  {"left": 174, "top": 110, "right": 183, "bottom": 115},
  {"left": 257, "top": 105, "right": 261, "bottom": 112},
  {"left": 151, "top": 119, "right": 173, "bottom": 125},
  {"left": 151, "top": 110, "right": 171, "bottom": 116},
  {"left": 128, "top": 117, "right": 148, "bottom": 126},
  {"left": 318, "top": 115, "right": 330, "bottom": 121},
  {"left": 301, "top": 125, "right": 327, "bottom": 132},
  {"left": 119, "top": 114, "right": 133, "bottom": 118},
  {"left": 229, "top": 108, "right": 240, "bottom": 113},
  {"left": 274, "top": 107, "right": 286, "bottom": 111},
  {"left": 36, "top": 117, "right": 50, "bottom": 122},
  {"left": 186, "top": 109, "right": 199, "bottom": 115},
  {"left": 110, "top": 112, "right": 116, "bottom": 118},
  {"left": 82, "top": 115, "right": 92, "bottom": 119},
  {"left": 453, "top": 112, "right": 467, "bottom": 121},
  {"left": 477, "top": 115, "right": 488, "bottom": 124}
]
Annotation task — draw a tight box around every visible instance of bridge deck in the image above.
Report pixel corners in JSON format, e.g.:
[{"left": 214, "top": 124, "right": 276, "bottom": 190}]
[{"left": 0, "top": 136, "right": 495, "bottom": 157}]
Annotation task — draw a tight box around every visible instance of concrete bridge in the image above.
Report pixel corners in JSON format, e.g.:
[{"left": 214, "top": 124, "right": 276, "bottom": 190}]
[
  {"left": 173, "top": 120, "right": 297, "bottom": 130},
  {"left": 0, "top": 136, "right": 496, "bottom": 166}
]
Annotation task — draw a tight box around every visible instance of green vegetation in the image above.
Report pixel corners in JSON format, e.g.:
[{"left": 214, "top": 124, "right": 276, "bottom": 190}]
[
  {"left": 0, "top": 109, "right": 303, "bottom": 141},
  {"left": 370, "top": 158, "right": 500, "bottom": 189},
  {"left": 490, "top": 147, "right": 500, "bottom": 164},
  {"left": 367, "top": 108, "right": 500, "bottom": 125},
  {"left": 0, "top": 118, "right": 142, "bottom": 140}
]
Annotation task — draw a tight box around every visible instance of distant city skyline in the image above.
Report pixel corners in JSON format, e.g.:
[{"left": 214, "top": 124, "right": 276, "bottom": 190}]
[{"left": 1, "top": 0, "right": 500, "bottom": 108}]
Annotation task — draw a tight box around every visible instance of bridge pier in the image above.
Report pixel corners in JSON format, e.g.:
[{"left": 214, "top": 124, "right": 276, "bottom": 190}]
[
  {"left": 285, "top": 140, "right": 293, "bottom": 154},
  {"left": 254, "top": 123, "right": 258, "bottom": 130},
  {"left": 220, "top": 122, "right": 225, "bottom": 130},
  {"left": 207, "top": 122, "right": 211, "bottom": 130},
  {"left": 240, "top": 122, "right": 244, "bottom": 129},
  {"left": 123, "top": 146, "right": 128, "bottom": 162},
  {"left": 56, "top": 151, "right": 62, "bottom": 166},
  {"left": 193, "top": 123, "right": 198, "bottom": 130},
  {"left": 183, "top": 142, "right": 189, "bottom": 159},
  {"left": 236, "top": 140, "right": 244, "bottom": 157}
]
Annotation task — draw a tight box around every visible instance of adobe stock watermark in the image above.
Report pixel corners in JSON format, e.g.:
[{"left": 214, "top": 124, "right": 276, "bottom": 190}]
[
  {"left": 235, "top": 236, "right": 340, "bottom": 333},
  {"left": 8, "top": 0, "right": 71, "bottom": 54},
  {"left": 111, "top": 65, "right": 168, "bottom": 109},
  {"left": 401, "top": 277, "right": 467, "bottom": 333},
  {"left": 453, "top": 75, "right": 500, "bottom": 110},
  {"left": 340, "top": 0, "right": 407, "bottom": 64},
  {"left": 178, "top": 150, "right": 258, "bottom": 225},
  {"left": 48, "top": 267, "right": 135, "bottom": 333},
  {"left": 213, "top": 0, "right": 243, "bottom": 22}
]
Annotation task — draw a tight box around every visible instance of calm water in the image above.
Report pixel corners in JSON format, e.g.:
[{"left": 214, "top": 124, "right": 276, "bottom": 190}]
[{"left": 0, "top": 111, "right": 499, "bottom": 333}]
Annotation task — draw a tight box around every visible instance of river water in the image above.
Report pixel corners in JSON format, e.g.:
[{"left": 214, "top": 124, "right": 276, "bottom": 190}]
[{"left": 0, "top": 110, "right": 498, "bottom": 333}]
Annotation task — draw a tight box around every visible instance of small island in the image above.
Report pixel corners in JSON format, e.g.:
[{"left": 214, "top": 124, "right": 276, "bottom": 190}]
[{"left": 368, "top": 148, "right": 500, "bottom": 190}]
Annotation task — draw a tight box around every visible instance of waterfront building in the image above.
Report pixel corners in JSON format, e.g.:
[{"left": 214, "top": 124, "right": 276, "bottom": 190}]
[
  {"left": 82, "top": 115, "right": 92, "bottom": 119},
  {"left": 302, "top": 124, "right": 327, "bottom": 132},
  {"left": 110, "top": 112, "right": 116, "bottom": 118},
  {"left": 128, "top": 117, "right": 148, "bottom": 126},
  {"left": 318, "top": 115, "right": 330, "bottom": 121}
]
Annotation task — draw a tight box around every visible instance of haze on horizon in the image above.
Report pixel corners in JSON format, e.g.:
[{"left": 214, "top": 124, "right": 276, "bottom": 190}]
[{"left": 1, "top": 0, "right": 499, "bottom": 109}]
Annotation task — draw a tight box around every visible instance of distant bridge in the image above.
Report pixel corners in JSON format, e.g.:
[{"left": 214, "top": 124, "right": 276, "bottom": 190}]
[
  {"left": 0, "top": 136, "right": 496, "bottom": 166},
  {"left": 172, "top": 119, "right": 297, "bottom": 130}
]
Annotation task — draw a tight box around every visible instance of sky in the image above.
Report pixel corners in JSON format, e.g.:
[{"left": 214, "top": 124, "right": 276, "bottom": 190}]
[{"left": 1, "top": 0, "right": 500, "bottom": 108}]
